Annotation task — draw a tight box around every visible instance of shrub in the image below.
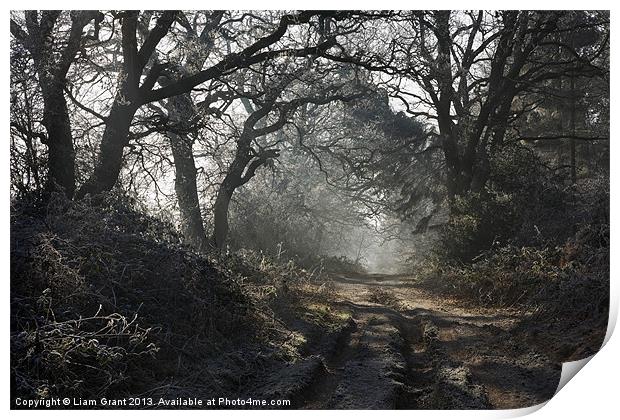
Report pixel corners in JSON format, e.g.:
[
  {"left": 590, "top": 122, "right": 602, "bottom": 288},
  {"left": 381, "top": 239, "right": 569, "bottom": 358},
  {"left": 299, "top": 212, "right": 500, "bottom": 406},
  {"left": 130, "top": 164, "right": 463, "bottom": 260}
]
[
  {"left": 10, "top": 193, "right": 260, "bottom": 401},
  {"left": 438, "top": 190, "right": 518, "bottom": 263},
  {"left": 436, "top": 145, "right": 583, "bottom": 263},
  {"left": 425, "top": 174, "right": 609, "bottom": 359}
]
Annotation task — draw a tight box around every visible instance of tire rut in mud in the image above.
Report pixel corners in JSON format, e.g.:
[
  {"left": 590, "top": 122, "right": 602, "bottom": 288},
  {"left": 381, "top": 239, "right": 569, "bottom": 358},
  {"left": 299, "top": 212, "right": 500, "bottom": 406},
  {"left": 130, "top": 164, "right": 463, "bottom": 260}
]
[
  {"left": 400, "top": 313, "right": 492, "bottom": 409},
  {"left": 392, "top": 314, "right": 435, "bottom": 409},
  {"left": 295, "top": 305, "right": 411, "bottom": 409},
  {"left": 294, "top": 317, "right": 360, "bottom": 408},
  {"left": 293, "top": 289, "right": 494, "bottom": 409},
  {"left": 324, "top": 313, "right": 406, "bottom": 409},
  {"left": 248, "top": 275, "right": 562, "bottom": 409}
]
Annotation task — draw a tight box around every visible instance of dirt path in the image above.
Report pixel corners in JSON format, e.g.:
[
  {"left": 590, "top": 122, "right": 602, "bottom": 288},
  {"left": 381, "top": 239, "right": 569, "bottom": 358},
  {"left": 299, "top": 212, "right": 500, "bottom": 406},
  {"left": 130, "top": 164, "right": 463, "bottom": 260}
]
[{"left": 295, "top": 273, "right": 562, "bottom": 409}]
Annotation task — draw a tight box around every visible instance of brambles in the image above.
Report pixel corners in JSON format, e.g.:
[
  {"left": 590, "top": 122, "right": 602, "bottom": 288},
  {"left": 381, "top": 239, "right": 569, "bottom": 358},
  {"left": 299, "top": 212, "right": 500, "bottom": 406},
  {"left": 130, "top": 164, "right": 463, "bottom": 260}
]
[
  {"left": 12, "top": 310, "right": 157, "bottom": 400},
  {"left": 10, "top": 192, "right": 354, "bottom": 403}
]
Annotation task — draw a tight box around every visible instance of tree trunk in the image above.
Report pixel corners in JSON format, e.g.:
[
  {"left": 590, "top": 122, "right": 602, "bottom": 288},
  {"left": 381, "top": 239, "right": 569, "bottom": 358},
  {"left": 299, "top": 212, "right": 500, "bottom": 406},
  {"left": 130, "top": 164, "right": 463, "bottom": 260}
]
[
  {"left": 434, "top": 12, "right": 466, "bottom": 202},
  {"left": 440, "top": 132, "right": 465, "bottom": 201},
  {"left": 160, "top": 80, "right": 210, "bottom": 250},
  {"left": 169, "top": 130, "right": 209, "bottom": 250},
  {"left": 41, "top": 86, "right": 76, "bottom": 197},
  {"left": 212, "top": 180, "right": 235, "bottom": 250},
  {"left": 76, "top": 99, "right": 138, "bottom": 198},
  {"left": 210, "top": 140, "right": 259, "bottom": 250}
]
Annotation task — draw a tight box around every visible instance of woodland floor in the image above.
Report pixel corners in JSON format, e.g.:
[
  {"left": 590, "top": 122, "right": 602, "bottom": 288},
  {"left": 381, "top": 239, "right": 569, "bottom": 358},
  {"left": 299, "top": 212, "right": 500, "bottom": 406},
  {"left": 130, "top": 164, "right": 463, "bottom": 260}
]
[{"left": 258, "top": 273, "right": 563, "bottom": 409}]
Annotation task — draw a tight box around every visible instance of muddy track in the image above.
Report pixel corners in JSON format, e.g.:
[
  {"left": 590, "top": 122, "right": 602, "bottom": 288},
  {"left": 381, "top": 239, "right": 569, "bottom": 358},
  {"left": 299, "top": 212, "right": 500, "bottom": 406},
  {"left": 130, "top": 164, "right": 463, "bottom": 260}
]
[
  {"left": 288, "top": 273, "right": 561, "bottom": 409},
  {"left": 299, "top": 318, "right": 360, "bottom": 408}
]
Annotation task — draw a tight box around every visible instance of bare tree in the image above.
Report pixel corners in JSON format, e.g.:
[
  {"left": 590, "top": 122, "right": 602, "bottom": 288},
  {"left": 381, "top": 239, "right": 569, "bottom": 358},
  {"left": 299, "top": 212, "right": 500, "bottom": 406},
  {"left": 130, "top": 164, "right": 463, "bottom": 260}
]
[
  {"left": 76, "top": 10, "right": 348, "bottom": 199},
  {"left": 324, "top": 11, "right": 608, "bottom": 203},
  {"left": 11, "top": 11, "right": 103, "bottom": 197}
]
